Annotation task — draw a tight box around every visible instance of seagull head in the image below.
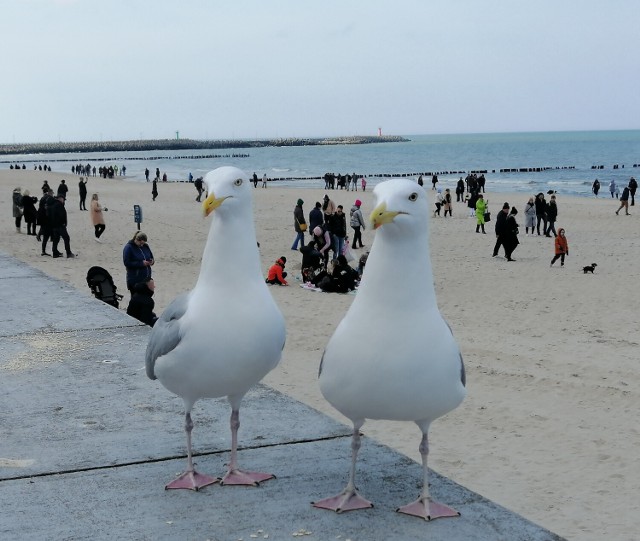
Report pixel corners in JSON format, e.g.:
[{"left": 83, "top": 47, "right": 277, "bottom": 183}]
[
  {"left": 202, "top": 166, "right": 250, "bottom": 217},
  {"left": 370, "top": 178, "right": 428, "bottom": 231}
]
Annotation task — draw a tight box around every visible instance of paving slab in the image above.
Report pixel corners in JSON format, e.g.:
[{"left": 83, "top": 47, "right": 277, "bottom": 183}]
[
  {"left": 0, "top": 251, "right": 565, "bottom": 541},
  {"left": 0, "top": 439, "right": 565, "bottom": 541}
]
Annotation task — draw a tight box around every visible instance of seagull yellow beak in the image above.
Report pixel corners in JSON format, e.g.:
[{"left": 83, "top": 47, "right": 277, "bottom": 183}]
[
  {"left": 202, "top": 192, "right": 229, "bottom": 217},
  {"left": 370, "top": 202, "right": 401, "bottom": 229}
]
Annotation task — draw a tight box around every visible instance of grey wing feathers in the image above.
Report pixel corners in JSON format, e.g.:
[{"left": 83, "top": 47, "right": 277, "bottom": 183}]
[{"left": 145, "top": 292, "right": 191, "bottom": 380}]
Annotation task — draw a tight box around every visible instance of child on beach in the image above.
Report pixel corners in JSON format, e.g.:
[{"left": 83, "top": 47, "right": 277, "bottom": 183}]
[
  {"left": 550, "top": 228, "right": 569, "bottom": 267},
  {"left": 265, "top": 257, "right": 288, "bottom": 285}
]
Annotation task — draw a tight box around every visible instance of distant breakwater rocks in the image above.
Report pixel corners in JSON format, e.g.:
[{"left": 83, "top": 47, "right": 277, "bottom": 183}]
[{"left": 0, "top": 135, "right": 409, "bottom": 157}]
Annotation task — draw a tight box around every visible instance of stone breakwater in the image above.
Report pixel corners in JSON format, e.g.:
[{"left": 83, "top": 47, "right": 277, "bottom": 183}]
[{"left": 0, "top": 135, "right": 409, "bottom": 156}]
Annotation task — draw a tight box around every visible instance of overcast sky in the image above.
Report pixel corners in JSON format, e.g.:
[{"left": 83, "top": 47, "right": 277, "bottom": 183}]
[{"left": 1, "top": 0, "right": 638, "bottom": 143}]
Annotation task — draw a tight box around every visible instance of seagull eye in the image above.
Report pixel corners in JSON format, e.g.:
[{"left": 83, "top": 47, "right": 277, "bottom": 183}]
[
  {"left": 234, "top": 178, "right": 243, "bottom": 186},
  {"left": 408, "top": 192, "right": 418, "bottom": 201}
]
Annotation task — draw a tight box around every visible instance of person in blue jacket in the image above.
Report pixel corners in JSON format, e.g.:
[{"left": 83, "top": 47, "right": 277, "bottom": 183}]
[{"left": 123, "top": 231, "right": 154, "bottom": 293}]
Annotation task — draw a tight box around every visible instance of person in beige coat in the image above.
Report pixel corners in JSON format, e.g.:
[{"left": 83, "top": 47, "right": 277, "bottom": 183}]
[{"left": 90, "top": 193, "right": 107, "bottom": 242}]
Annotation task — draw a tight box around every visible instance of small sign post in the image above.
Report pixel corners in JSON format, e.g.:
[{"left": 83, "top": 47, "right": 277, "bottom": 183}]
[{"left": 133, "top": 204, "right": 143, "bottom": 230}]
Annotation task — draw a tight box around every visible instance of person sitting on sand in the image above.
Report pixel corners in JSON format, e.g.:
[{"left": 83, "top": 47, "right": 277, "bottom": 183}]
[{"left": 265, "top": 257, "right": 288, "bottom": 286}]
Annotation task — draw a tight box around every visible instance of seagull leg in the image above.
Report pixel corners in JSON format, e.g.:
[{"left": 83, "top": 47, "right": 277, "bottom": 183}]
[
  {"left": 220, "top": 409, "right": 275, "bottom": 486},
  {"left": 166, "top": 412, "right": 219, "bottom": 491},
  {"left": 396, "top": 432, "right": 459, "bottom": 520},
  {"left": 312, "top": 421, "right": 373, "bottom": 512}
]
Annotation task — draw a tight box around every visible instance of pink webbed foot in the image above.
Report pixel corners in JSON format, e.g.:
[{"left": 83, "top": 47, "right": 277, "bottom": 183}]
[
  {"left": 313, "top": 489, "right": 373, "bottom": 513},
  {"left": 165, "top": 470, "right": 220, "bottom": 491},
  {"left": 396, "top": 496, "right": 460, "bottom": 521},
  {"left": 220, "top": 469, "right": 275, "bottom": 486}
]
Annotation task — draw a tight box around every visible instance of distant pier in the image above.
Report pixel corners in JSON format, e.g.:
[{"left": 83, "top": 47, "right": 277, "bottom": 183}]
[{"left": 0, "top": 135, "right": 409, "bottom": 156}]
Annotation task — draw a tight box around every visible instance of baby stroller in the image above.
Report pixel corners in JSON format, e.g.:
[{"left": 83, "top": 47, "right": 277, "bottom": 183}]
[{"left": 86, "top": 266, "right": 124, "bottom": 308}]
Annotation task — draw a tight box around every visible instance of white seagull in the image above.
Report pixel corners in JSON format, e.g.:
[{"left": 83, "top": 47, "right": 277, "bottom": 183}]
[
  {"left": 146, "top": 166, "right": 286, "bottom": 490},
  {"left": 313, "top": 178, "right": 466, "bottom": 520}
]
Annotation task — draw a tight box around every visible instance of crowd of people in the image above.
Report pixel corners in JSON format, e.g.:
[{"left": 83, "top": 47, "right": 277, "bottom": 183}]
[
  {"left": 10, "top": 167, "right": 637, "bottom": 311},
  {"left": 13, "top": 180, "right": 79, "bottom": 258},
  {"left": 70, "top": 163, "right": 127, "bottom": 179},
  {"left": 592, "top": 176, "right": 636, "bottom": 207},
  {"left": 322, "top": 172, "right": 366, "bottom": 191},
  {"left": 263, "top": 193, "right": 369, "bottom": 293}
]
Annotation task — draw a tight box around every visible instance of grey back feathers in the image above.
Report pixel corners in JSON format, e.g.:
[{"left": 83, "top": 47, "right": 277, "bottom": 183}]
[{"left": 145, "top": 292, "right": 190, "bottom": 380}]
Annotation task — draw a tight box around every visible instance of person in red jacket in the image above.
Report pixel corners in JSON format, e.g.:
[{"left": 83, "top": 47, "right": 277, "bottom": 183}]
[
  {"left": 550, "top": 228, "right": 569, "bottom": 267},
  {"left": 266, "top": 256, "right": 288, "bottom": 285}
]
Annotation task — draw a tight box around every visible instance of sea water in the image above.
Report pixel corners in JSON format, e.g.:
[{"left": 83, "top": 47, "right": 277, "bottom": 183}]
[{"left": 2, "top": 130, "right": 639, "bottom": 197}]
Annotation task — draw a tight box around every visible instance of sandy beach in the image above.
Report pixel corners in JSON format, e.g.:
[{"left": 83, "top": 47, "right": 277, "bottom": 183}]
[{"left": 2, "top": 168, "right": 638, "bottom": 541}]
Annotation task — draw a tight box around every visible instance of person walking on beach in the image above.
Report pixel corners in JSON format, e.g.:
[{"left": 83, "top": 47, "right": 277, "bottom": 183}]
[
  {"left": 194, "top": 176, "right": 204, "bottom": 202},
  {"left": 123, "top": 231, "right": 154, "bottom": 293},
  {"left": 616, "top": 186, "right": 630, "bottom": 216},
  {"left": 478, "top": 174, "right": 486, "bottom": 193},
  {"left": 431, "top": 174, "right": 438, "bottom": 190},
  {"left": 443, "top": 188, "right": 452, "bottom": 217},
  {"left": 592, "top": 179, "right": 600, "bottom": 197},
  {"left": 492, "top": 202, "right": 510, "bottom": 257},
  {"left": 350, "top": 199, "right": 365, "bottom": 248},
  {"left": 550, "top": 228, "right": 569, "bottom": 268},
  {"left": 12, "top": 187, "right": 23, "bottom": 233},
  {"left": 524, "top": 197, "right": 536, "bottom": 236},
  {"left": 262, "top": 173, "right": 268, "bottom": 188},
  {"left": 535, "top": 192, "right": 548, "bottom": 236},
  {"left": 152, "top": 179, "right": 158, "bottom": 201},
  {"left": 145, "top": 168, "right": 150, "bottom": 182},
  {"left": 456, "top": 177, "right": 465, "bottom": 202},
  {"left": 37, "top": 189, "right": 54, "bottom": 254},
  {"left": 434, "top": 189, "right": 444, "bottom": 216},
  {"left": 21, "top": 190, "right": 38, "bottom": 236},
  {"left": 503, "top": 207, "right": 520, "bottom": 262},
  {"left": 609, "top": 179, "right": 616, "bottom": 198},
  {"left": 628, "top": 177, "right": 637, "bottom": 206},
  {"left": 50, "top": 195, "right": 75, "bottom": 258},
  {"left": 292, "top": 199, "right": 306, "bottom": 251},
  {"left": 544, "top": 194, "right": 558, "bottom": 237},
  {"left": 155, "top": 168, "right": 160, "bottom": 181},
  {"left": 475, "top": 194, "right": 487, "bottom": 234},
  {"left": 56, "top": 179, "right": 68, "bottom": 200},
  {"left": 361, "top": 176, "right": 367, "bottom": 192},
  {"left": 90, "top": 193, "right": 107, "bottom": 242},
  {"left": 252, "top": 172, "right": 258, "bottom": 188}
]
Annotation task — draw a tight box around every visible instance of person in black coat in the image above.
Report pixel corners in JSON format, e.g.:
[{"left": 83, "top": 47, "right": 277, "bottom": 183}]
[
  {"left": 37, "top": 190, "right": 54, "bottom": 253},
  {"left": 49, "top": 195, "right": 75, "bottom": 258},
  {"left": 534, "top": 192, "right": 548, "bottom": 236},
  {"left": 503, "top": 207, "right": 520, "bottom": 262},
  {"left": 492, "top": 202, "right": 510, "bottom": 257},
  {"left": 628, "top": 177, "right": 637, "bottom": 206},
  {"left": 300, "top": 240, "right": 322, "bottom": 271},
  {"left": 544, "top": 195, "right": 558, "bottom": 237},
  {"left": 78, "top": 178, "right": 88, "bottom": 210},
  {"left": 56, "top": 179, "right": 69, "bottom": 200},
  {"left": 126, "top": 278, "right": 158, "bottom": 326},
  {"left": 308, "top": 201, "right": 324, "bottom": 232},
  {"left": 21, "top": 190, "right": 38, "bottom": 235}
]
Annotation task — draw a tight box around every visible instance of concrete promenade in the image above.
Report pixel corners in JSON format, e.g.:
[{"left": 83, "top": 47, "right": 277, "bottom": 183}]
[{"left": 0, "top": 251, "right": 564, "bottom": 541}]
